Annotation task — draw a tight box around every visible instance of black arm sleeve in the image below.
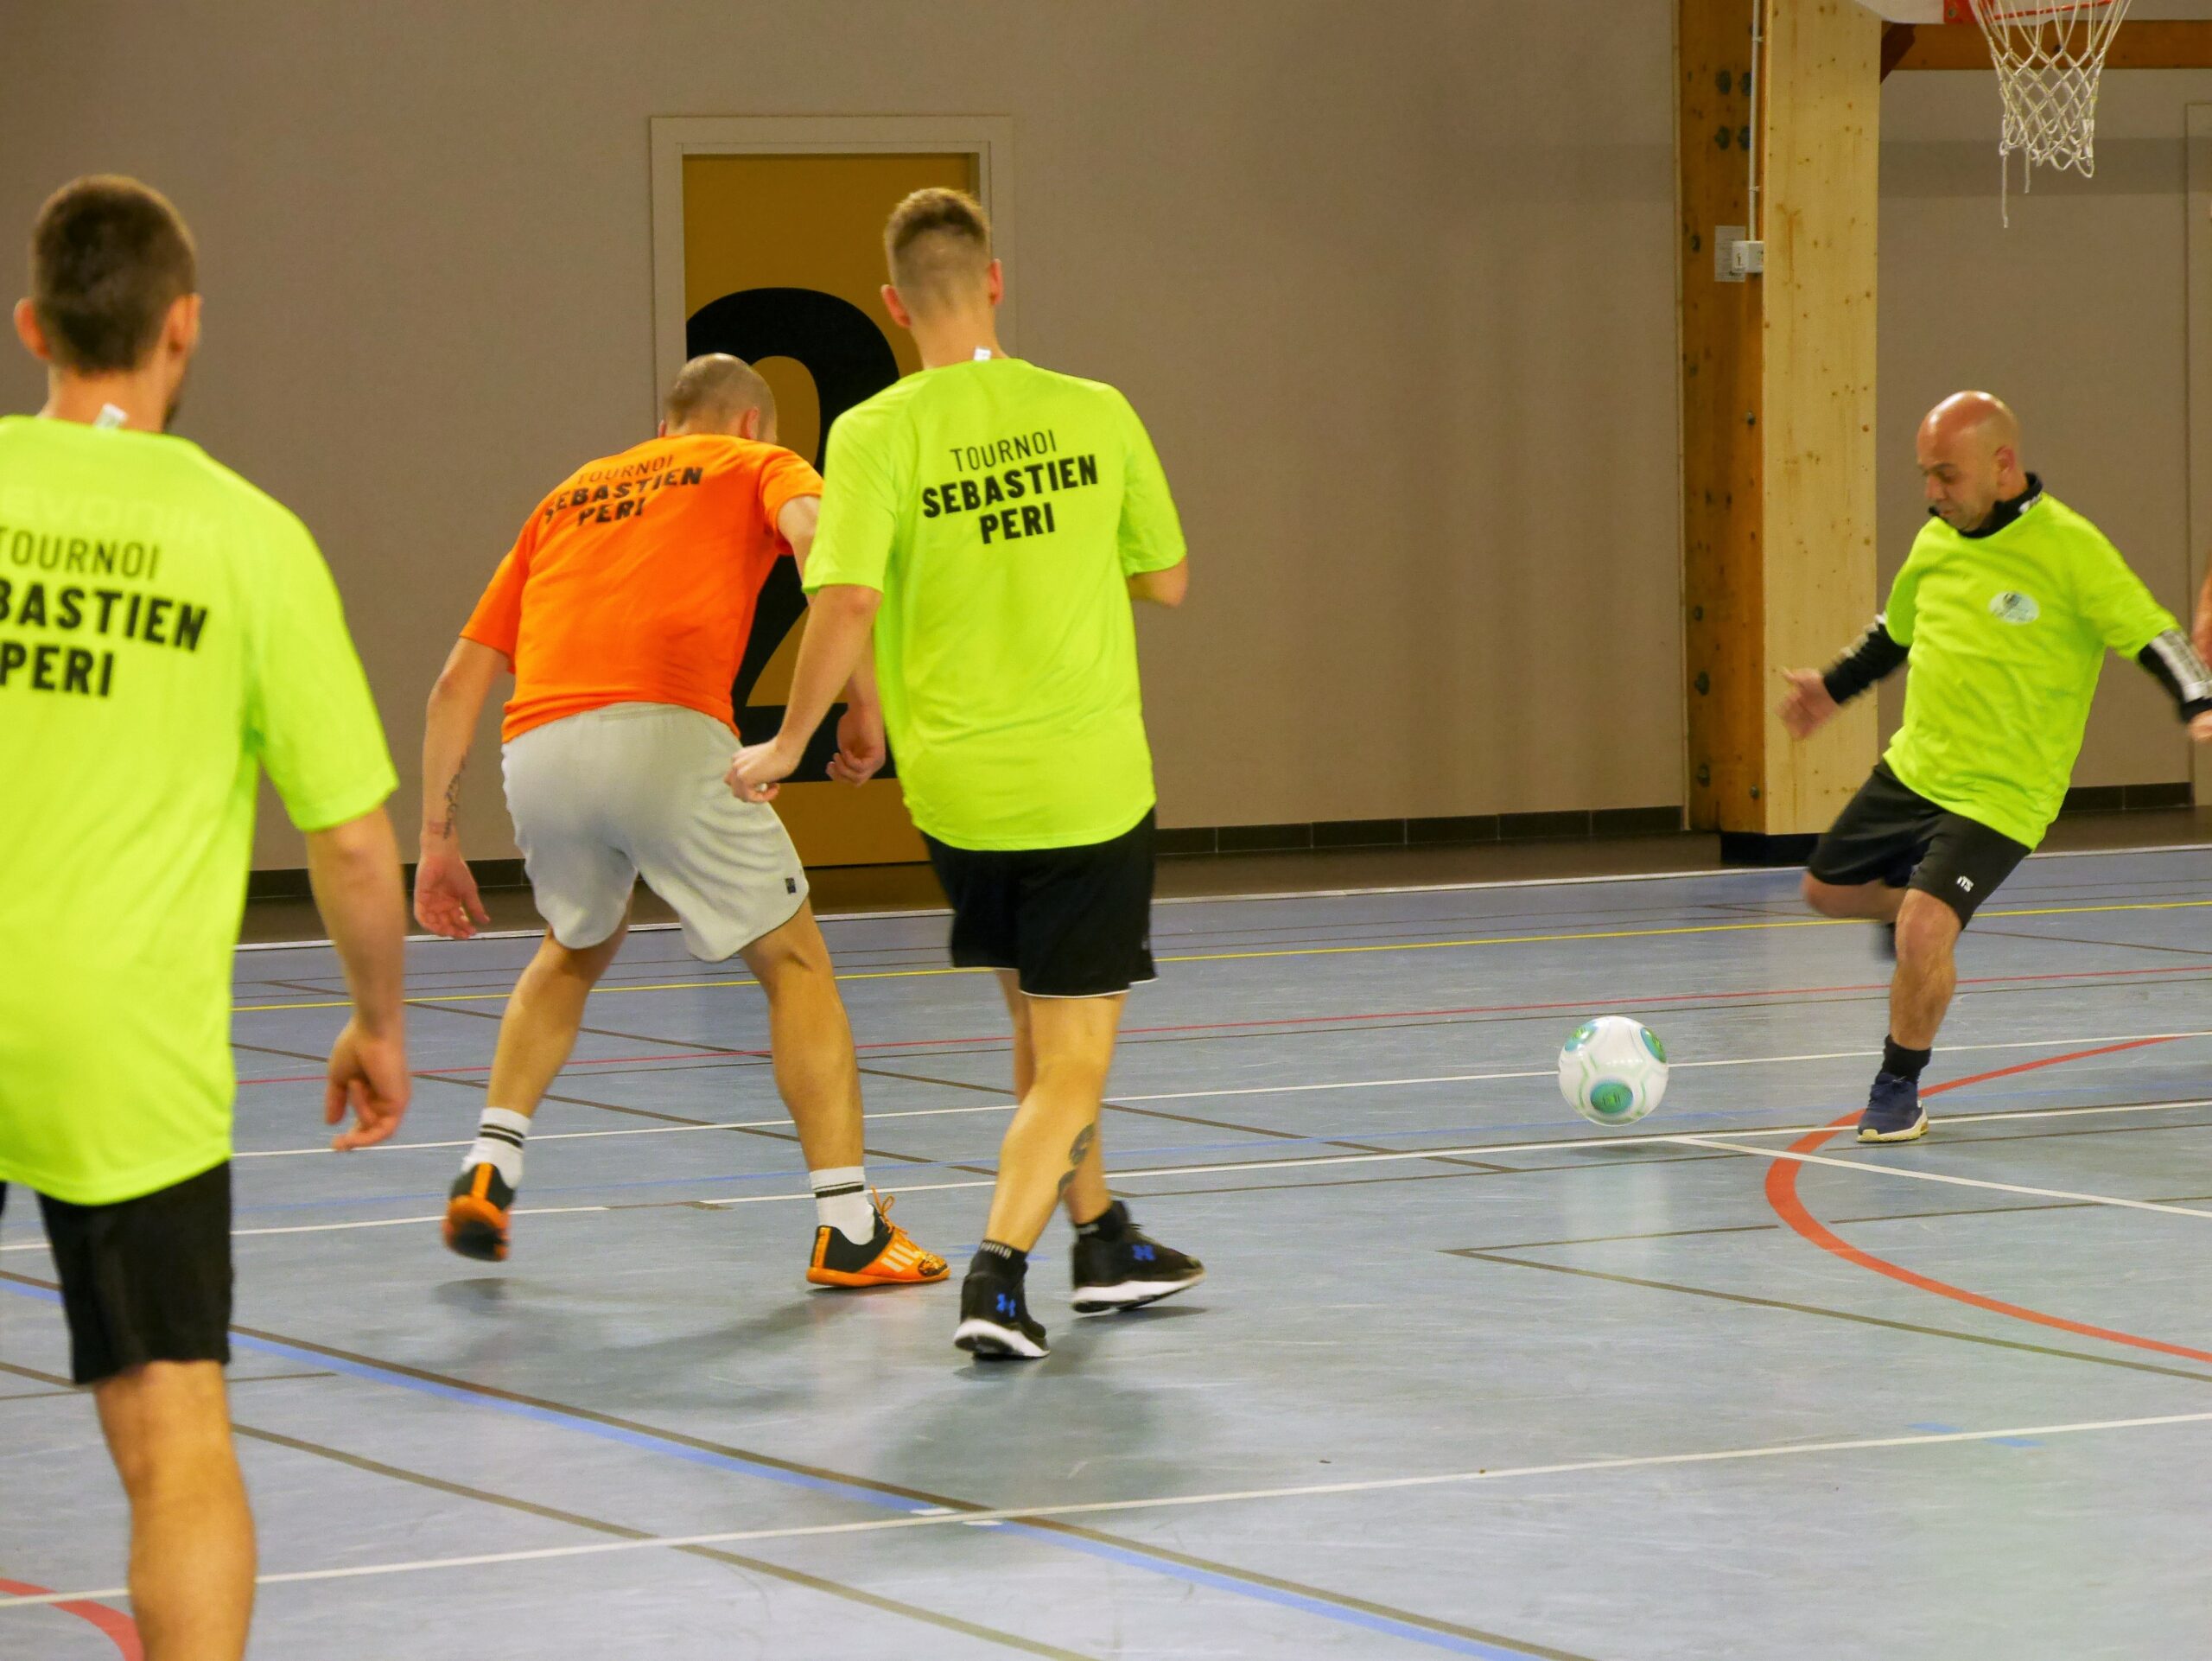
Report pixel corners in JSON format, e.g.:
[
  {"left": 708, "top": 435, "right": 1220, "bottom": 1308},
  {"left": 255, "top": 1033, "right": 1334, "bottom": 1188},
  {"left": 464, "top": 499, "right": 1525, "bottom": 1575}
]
[
  {"left": 1821, "top": 616, "right": 1910, "bottom": 705},
  {"left": 2136, "top": 628, "right": 2212, "bottom": 720}
]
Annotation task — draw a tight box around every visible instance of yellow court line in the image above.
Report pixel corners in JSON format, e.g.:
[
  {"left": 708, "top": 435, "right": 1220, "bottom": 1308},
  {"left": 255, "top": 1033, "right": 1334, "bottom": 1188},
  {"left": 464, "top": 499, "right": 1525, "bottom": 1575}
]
[{"left": 229, "top": 895, "right": 2212, "bottom": 1015}]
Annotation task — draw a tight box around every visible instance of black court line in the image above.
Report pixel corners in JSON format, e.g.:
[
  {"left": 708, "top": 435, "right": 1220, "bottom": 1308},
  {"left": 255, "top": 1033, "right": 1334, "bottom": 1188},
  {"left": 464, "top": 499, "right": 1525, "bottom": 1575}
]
[
  {"left": 1446, "top": 1250, "right": 2212, "bottom": 1386},
  {"left": 1974, "top": 926, "right": 2212, "bottom": 959},
  {"left": 230, "top": 1422, "right": 1099, "bottom": 1660},
  {"left": 0, "top": 1269, "right": 1584, "bottom": 1661},
  {"left": 0, "top": 1370, "right": 334, "bottom": 1405}
]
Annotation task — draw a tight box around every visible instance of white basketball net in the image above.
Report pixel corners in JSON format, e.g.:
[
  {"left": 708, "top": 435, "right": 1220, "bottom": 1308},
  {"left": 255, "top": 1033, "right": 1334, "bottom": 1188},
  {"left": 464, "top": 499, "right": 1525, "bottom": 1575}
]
[{"left": 1965, "top": 0, "right": 2133, "bottom": 222}]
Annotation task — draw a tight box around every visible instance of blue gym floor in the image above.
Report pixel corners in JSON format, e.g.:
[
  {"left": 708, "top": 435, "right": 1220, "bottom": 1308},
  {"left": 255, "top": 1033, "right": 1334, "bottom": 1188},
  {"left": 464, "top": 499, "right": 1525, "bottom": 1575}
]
[{"left": 8, "top": 847, "right": 2212, "bottom": 1659}]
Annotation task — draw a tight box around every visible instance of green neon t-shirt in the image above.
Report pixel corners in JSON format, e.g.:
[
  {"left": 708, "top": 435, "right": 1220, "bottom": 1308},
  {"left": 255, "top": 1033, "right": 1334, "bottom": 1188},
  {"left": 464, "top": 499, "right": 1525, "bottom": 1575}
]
[
  {"left": 1883, "top": 491, "right": 2177, "bottom": 850},
  {"left": 804, "top": 358, "right": 1186, "bottom": 851},
  {"left": 0, "top": 416, "right": 395, "bottom": 1206}
]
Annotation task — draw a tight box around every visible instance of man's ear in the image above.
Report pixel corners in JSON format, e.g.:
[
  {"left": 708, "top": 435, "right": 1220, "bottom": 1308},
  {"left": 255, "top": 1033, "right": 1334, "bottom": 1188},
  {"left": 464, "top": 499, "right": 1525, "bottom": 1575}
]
[
  {"left": 985, "top": 259, "right": 1004, "bottom": 309},
  {"left": 165, "top": 292, "right": 202, "bottom": 358},
  {"left": 882, "top": 282, "right": 913, "bottom": 332},
  {"left": 14, "top": 298, "right": 52, "bottom": 364}
]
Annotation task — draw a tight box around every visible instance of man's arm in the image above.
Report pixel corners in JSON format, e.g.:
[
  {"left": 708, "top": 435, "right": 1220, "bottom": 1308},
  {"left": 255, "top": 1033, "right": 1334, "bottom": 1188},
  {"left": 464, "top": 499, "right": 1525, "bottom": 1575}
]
[
  {"left": 1777, "top": 616, "right": 1910, "bottom": 741},
  {"left": 782, "top": 494, "right": 887, "bottom": 785},
  {"left": 414, "top": 637, "right": 505, "bottom": 938},
  {"left": 2193, "top": 562, "right": 2212, "bottom": 664},
  {"left": 1128, "top": 558, "right": 1189, "bottom": 608},
  {"left": 728, "top": 584, "right": 881, "bottom": 801},
  {"left": 2133, "top": 627, "right": 2212, "bottom": 731},
  {"left": 307, "top": 806, "right": 411, "bottom": 1150}
]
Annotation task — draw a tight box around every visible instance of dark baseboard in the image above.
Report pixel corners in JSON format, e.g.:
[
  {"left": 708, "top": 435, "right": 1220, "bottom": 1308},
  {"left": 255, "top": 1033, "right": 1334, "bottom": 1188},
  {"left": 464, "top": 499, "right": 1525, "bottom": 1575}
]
[
  {"left": 1719, "top": 831, "right": 1819, "bottom": 868},
  {"left": 2060, "top": 781, "right": 2191, "bottom": 815},
  {"left": 245, "top": 857, "right": 529, "bottom": 902},
  {"left": 1159, "top": 806, "right": 1687, "bottom": 858}
]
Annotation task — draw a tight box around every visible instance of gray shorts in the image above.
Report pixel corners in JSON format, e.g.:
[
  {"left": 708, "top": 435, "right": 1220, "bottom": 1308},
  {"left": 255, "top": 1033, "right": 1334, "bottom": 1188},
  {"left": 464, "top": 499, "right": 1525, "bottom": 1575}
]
[{"left": 502, "top": 703, "right": 809, "bottom": 961}]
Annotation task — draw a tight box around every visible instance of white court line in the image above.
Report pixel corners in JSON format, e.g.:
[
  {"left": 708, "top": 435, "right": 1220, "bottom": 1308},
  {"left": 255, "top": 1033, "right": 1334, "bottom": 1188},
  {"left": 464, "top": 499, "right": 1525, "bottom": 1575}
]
[
  {"left": 232, "top": 839, "right": 2212, "bottom": 953},
  {"left": 9, "top": 1096, "right": 2208, "bottom": 1255},
  {"left": 7, "top": 1407, "right": 2211, "bottom": 1612},
  {"left": 1674, "top": 1135, "right": 2212, "bottom": 1220},
  {"left": 226, "top": 1028, "right": 2212, "bottom": 1161}
]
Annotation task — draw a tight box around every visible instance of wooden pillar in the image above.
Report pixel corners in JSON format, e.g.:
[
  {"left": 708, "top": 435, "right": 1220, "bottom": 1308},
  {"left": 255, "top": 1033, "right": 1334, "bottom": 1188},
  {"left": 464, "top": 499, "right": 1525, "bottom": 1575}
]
[{"left": 1680, "top": 0, "right": 1881, "bottom": 856}]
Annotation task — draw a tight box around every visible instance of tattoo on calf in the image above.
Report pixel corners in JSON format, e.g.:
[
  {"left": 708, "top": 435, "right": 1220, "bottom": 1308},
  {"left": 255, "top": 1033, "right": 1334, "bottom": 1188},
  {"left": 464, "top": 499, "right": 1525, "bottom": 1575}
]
[{"left": 1055, "top": 1125, "right": 1097, "bottom": 1198}]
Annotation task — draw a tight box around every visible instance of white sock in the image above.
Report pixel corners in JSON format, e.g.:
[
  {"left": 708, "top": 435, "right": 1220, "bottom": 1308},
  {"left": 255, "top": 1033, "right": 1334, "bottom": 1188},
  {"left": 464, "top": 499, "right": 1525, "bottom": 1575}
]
[
  {"left": 810, "top": 1167, "right": 874, "bottom": 1244},
  {"left": 464, "top": 1107, "right": 531, "bottom": 1188}
]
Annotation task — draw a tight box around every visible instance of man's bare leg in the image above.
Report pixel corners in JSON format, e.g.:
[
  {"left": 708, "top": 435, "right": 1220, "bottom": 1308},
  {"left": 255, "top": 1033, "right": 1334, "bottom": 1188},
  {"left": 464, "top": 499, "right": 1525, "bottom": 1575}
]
[
  {"left": 994, "top": 972, "right": 1110, "bottom": 1225},
  {"left": 1801, "top": 873, "right": 1906, "bottom": 923},
  {"left": 745, "top": 904, "right": 946, "bottom": 1285},
  {"left": 741, "top": 905, "right": 864, "bottom": 1170},
  {"left": 445, "top": 920, "right": 626, "bottom": 1259},
  {"left": 96, "top": 1361, "right": 253, "bottom": 1661},
  {"left": 980, "top": 992, "right": 1123, "bottom": 1251},
  {"left": 1860, "top": 889, "right": 1962, "bottom": 1143}
]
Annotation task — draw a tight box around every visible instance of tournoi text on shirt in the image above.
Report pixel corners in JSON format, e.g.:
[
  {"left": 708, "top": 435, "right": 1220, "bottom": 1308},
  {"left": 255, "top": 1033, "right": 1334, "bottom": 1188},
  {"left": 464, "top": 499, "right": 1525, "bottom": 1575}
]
[{"left": 922, "top": 429, "right": 1100, "bottom": 546}]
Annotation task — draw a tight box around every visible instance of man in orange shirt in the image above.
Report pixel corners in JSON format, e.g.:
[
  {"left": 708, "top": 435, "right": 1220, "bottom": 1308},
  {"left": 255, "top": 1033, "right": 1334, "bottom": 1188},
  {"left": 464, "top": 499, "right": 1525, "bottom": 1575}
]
[{"left": 412, "top": 354, "right": 944, "bottom": 1289}]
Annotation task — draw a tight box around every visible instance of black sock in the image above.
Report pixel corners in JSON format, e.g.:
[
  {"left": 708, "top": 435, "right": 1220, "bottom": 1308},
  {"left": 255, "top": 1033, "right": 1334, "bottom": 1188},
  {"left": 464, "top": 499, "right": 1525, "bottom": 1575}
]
[
  {"left": 1882, "top": 1036, "right": 1932, "bottom": 1083},
  {"left": 1074, "top": 1200, "right": 1129, "bottom": 1241},
  {"left": 971, "top": 1240, "right": 1027, "bottom": 1277}
]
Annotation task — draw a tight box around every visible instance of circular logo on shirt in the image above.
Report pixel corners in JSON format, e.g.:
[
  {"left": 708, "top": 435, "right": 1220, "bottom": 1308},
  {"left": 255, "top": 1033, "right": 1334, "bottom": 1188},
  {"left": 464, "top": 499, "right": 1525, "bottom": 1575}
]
[{"left": 1988, "top": 590, "right": 2041, "bottom": 625}]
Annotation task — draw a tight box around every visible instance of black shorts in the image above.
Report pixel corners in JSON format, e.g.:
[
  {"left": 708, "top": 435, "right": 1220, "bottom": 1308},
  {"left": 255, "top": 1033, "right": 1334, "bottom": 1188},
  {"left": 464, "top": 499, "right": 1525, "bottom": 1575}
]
[
  {"left": 0, "top": 1161, "right": 233, "bottom": 1385},
  {"left": 924, "top": 810, "right": 1158, "bottom": 998},
  {"left": 1807, "top": 762, "right": 2031, "bottom": 925}
]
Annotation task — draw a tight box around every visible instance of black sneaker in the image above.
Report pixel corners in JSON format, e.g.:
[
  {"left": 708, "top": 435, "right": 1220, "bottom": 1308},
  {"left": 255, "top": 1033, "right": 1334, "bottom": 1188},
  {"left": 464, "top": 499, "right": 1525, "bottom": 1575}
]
[
  {"left": 1857, "top": 1071, "right": 1929, "bottom": 1143},
  {"left": 954, "top": 1270, "right": 1049, "bottom": 1359},
  {"left": 1071, "top": 1206, "right": 1205, "bottom": 1315},
  {"left": 1877, "top": 922, "right": 1897, "bottom": 962}
]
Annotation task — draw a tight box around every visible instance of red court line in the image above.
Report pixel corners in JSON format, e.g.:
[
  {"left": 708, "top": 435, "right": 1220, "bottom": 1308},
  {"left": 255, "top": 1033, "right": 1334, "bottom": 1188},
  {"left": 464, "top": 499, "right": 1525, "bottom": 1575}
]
[
  {"left": 231, "top": 963, "right": 2212, "bottom": 1087},
  {"left": 1763, "top": 1037, "right": 2212, "bottom": 1368},
  {"left": 0, "top": 1575, "right": 140, "bottom": 1656}
]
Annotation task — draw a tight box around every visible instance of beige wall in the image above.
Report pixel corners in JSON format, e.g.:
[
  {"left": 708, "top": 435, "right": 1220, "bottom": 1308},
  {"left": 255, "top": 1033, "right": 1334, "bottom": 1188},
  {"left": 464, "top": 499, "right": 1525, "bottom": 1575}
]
[
  {"left": 0, "top": 1, "right": 1685, "bottom": 868},
  {"left": 1878, "top": 70, "right": 2212, "bottom": 786}
]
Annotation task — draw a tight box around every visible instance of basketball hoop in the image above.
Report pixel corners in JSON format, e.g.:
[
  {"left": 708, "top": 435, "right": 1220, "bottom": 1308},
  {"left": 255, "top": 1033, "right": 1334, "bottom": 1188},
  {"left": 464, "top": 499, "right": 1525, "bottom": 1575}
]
[{"left": 1950, "top": 0, "right": 2133, "bottom": 222}]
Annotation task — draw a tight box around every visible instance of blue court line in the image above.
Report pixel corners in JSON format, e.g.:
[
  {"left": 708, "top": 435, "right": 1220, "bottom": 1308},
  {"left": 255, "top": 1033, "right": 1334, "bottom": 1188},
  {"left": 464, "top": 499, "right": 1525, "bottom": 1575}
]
[{"left": 0, "top": 1276, "right": 1563, "bottom": 1658}]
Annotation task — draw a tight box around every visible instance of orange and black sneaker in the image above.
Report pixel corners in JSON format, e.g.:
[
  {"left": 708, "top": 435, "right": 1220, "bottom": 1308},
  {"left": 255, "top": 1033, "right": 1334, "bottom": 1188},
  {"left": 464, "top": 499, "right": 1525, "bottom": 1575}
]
[
  {"left": 443, "top": 1162, "right": 514, "bottom": 1262},
  {"left": 806, "top": 1193, "right": 949, "bottom": 1289}
]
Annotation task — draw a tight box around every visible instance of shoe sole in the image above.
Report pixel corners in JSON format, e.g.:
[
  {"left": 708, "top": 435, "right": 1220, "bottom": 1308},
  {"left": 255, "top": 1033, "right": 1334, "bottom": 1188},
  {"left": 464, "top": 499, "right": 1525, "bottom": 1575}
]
[
  {"left": 807, "top": 1264, "right": 950, "bottom": 1289},
  {"left": 953, "top": 1317, "right": 1049, "bottom": 1359},
  {"left": 443, "top": 1196, "right": 509, "bottom": 1262},
  {"left": 1071, "top": 1270, "right": 1205, "bottom": 1316},
  {"left": 1858, "top": 1113, "right": 1929, "bottom": 1144}
]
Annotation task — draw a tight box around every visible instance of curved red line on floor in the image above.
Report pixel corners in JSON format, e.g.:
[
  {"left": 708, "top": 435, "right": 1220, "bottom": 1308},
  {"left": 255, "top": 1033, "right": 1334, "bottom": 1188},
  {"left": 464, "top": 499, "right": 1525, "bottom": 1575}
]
[
  {"left": 1764, "top": 1036, "right": 2212, "bottom": 1367},
  {"left": 0, "top": 1575, "right": 141, "bottom": 1657}
]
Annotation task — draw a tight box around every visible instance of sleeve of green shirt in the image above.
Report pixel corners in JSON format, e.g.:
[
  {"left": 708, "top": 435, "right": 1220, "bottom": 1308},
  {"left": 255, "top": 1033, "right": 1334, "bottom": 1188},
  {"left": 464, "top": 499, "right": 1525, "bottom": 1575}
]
[
  {"left": 247, "top": 506, "right": 397, "bottom": 831},
  {"left": 2074, "top": 530, "right": 2179, "bottom": 656},
  {"left": 1883, "top": 542, "right": 1929, "bottom": 647},
  {"left": 1113, "top": 391, "right": 1186, "bottom": 576},
  {"left": 803, "top": 408, "right": 901, "bottom": 596}
]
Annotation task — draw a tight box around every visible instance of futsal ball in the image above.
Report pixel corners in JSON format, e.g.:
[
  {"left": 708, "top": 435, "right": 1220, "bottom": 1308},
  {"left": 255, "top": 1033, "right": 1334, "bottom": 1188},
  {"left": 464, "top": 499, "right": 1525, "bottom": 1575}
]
[{"left": 1557, "top": 1016, "right": 1669, "bottom": 1125}]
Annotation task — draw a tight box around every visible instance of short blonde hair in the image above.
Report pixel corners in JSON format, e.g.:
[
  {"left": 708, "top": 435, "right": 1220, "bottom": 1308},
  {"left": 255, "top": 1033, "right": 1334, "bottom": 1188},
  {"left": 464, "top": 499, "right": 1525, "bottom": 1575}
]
[{"left": 884, "top": 188, "right": 992, "bottom": 314}]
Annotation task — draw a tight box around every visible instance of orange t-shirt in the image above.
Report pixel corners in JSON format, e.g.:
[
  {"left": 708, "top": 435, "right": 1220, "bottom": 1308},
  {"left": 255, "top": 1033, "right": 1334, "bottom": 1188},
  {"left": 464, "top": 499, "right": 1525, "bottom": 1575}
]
[{"left": 464, "top": 434, "right": 823, "bottom": 741}]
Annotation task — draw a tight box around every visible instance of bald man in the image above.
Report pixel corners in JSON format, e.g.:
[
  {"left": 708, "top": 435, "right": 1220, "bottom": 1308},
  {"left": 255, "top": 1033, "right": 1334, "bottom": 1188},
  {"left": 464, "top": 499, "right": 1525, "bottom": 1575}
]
[
  {"left": 1780, "top": 392, "right": 2212, "bottom": 1142},
  {"left": 411, "top": 354, "right": 947, "bottom": 1287}
]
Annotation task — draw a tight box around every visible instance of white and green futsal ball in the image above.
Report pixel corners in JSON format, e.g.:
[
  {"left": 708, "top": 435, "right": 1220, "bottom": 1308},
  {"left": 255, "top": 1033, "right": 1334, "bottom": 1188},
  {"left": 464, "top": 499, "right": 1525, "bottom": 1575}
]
[{"left": 1557, "top": 1016, "right": 1669, "bottom": 1125}]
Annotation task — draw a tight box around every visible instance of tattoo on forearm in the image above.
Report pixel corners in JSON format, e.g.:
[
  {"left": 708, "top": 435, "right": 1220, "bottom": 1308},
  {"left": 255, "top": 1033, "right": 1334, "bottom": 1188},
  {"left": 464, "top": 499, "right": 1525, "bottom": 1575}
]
[
  {"left": 1055, "top": 1125, "right": 1097, "bottom": 1198},
  {"left": 426, "top": 757, "right": 466, "bottom": 838}
]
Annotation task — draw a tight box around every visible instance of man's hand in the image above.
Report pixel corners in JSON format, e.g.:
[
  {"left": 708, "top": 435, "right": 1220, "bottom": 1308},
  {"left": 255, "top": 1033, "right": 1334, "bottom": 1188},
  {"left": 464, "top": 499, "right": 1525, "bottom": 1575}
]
[
  {"left": 2190, "top": 710, "right": 2212, "bottom": 746},
  {"left": 414, "top": 845, "right": 489, "bottom": 939},
  {"left": 325, "top": 1017, "right": 410, "bottom": 1151},
  {"left": 828, "top": 704, "right": 887, "bottom": 785},
  {"left": 1777, "top": 669, "right": 1840, "bottom": 741},
  {"left": 728, "top": 736, "right": 803, "bottom": 803}
]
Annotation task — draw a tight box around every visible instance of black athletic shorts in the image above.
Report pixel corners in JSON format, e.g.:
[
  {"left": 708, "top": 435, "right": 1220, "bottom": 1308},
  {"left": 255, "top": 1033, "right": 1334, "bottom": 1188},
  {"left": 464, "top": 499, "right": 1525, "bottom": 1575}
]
[
  {"left": 0, "top": 1161, "right": 233, "bottom": 1385},
  {"left": 923, "top": 810, "right": 1158, "bottom": 998},
  {"left": 1806, "top": 762, "right": 2031, "bottom": 925}
]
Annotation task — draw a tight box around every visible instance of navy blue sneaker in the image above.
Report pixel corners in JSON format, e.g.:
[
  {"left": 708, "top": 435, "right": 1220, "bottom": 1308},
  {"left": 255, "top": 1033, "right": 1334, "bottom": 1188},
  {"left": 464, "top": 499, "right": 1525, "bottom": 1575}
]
[
  {"left": 955, "top": 1269, "right": 1048, "bottom": 1359},
  {"left": 1858, "top": 1071, "right": 1928, "bottom": 1143}
]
